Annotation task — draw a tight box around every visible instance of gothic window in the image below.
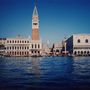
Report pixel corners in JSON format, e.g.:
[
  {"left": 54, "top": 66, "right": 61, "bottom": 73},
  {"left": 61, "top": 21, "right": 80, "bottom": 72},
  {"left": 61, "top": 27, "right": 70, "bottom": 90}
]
[
  {"left": 17, "top": 52, "right": 19, "bottom": 55},
  {"left": 85, "top": 39, "right": 88, "bottom": 43},
  {"left": 27, "top": 52, "right": 29, "bottom": 55},
  {"left": 25, "top": 41, "right": 26, "bottom": 43},
  {"left": 15, "top": 47, "right": 16, "bottom": 50},
  {"left": 20, "top": 47, "right": 21, "bottom": 50},
  {"left": 20, "top": 41, "right": 21, "bottom": 43},
  {"left": 12, "top": 46, "right": 14, "bottom": 50},
  {"left": 27, "top": 47, "right": 29, "bottom": 49},
  {"left": 78, "top": 51, "right": 80, "bottom": 54},
  {"left": 81, "top": 51, "right": 83, "bottom": 54},
  {"left": 84, "top": 51, "right": 86, "bottom": 54},
  {"left": 27, "top": 41, "right": 29, "bottom": 43},
  {"left": 22, "top": 47, "right": 24, "bottom": 49},
  {"left": 20, "top": 52, "right": 21, "bottom": 55},
  {"left": 10, "top": 40, "right": 11, "bottom": 43},
  {"left": 77, "top": 39, "right": 80, "bottom": 43},
  {"left": 32, "top": 51, "right": 33, "bottom": 53},
  {"left": 12, "top": 52, "right": 14, "bottom": 55},
  {"left": 17, "top": 40, "right": 19, "bottom": 43},
  {"left": 38, "top": 44, "right": 40, "bottom": 48},
  {"left": 10, "top": 47, "right": 11, "bottom": 50},
  {"left": 87, "top": 51, "right": 89, "bottom": 54},
  {"left": 22, "top": 41, "right": 24, "bottom": 43},
  {"left": 17, "top": 47, "right": 19, "bottom": 49},
  {"left": 35, "top": 44, "right": 37, "bottom": 48},
  {"left": 25, "top": 47, "right": 26, "bottom": 50},
  {"left": 15, "top": 52, "right": 16, "bottom": 55},
  {"left": 74, "top": 51, "right": 77, "bottom": 55},
  {"left": 7, "top": 40, "right": 9, "bottom": 43},
  {"left": 22, "top": 52, "right": 24, "bottom": 55},
  {"left": 32, "top": 44, "right": 33, "bottom": 48},
  {"left": 38, "top": 51, "right": 40, "bottom": 54},
  {"left": 12, "top": 40, "right": 14, "bottom": 43},
  {"left": 7, "top": 47, "right": 9, "bottom": 49}
]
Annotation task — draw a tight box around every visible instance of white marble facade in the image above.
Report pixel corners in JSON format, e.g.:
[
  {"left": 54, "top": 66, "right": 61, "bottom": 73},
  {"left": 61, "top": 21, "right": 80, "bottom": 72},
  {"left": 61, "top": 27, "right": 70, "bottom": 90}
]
[
  {"left": 66, "top": 34, "right": 90, "bottom": 56},
  {"left": 5, "top": 37, "right": 42, "bottom": 56}
]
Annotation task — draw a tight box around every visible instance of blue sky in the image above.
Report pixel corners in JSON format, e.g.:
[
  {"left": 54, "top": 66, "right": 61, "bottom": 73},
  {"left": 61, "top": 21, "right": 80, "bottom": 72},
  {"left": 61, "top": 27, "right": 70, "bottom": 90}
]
[{"left": 0, "top": 0, "right": 90, "bottom": 44}]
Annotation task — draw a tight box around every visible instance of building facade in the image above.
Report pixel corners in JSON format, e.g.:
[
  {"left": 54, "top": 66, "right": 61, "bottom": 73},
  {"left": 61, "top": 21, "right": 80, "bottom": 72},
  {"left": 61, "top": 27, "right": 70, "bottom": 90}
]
[
  {"left": 66, "top": 34, "right": 90, "bottom": 56},
  {"left": 0, "top": 38, "right": 6, "bottom": 56},
  {"left": 53, "top": 43, "right": 62, "bottom": 56},
  {"left": 5, "top": 37, "right": 30, "bottom": 56},
  {"left": 5, "top": 37, "right": 42, "bottom": 56}
]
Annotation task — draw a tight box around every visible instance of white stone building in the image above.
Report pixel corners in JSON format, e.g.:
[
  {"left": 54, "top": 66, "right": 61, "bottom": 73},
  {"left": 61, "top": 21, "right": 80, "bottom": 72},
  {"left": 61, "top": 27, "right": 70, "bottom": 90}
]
[
  {"left": 66, "top": 34, "right": 90, "bottom": 56},
  {"left": 0, "top": 38, "right": 6, "bottom": 55},
  {"left": 5, "top": 37, "right": 42, "bottom": 56},
  {"left": 5, "top": 37, "right": 30, "bottom": 56},
  {"left": 53, "top": 43, "right": 62, "bottom": 56}
]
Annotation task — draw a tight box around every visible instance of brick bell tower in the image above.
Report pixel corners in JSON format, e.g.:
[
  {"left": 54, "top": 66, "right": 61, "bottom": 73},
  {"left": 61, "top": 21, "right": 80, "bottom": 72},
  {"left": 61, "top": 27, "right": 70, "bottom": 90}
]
[{"left": 32, "top": 0, "right": 39, "bottom": 40}]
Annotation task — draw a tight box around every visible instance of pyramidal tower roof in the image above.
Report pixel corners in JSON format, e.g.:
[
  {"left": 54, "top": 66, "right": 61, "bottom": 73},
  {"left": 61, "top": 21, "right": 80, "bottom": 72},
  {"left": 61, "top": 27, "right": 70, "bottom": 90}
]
[{"left": 33, "top": 0, "right": 38, "bottom": 16}]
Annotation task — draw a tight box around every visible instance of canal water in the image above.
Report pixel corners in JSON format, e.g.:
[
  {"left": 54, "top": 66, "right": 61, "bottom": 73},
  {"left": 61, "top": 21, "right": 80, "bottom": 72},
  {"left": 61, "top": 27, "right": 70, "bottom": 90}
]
[{"left": 0, "top": 57, "right": 90, "bottom": 90}]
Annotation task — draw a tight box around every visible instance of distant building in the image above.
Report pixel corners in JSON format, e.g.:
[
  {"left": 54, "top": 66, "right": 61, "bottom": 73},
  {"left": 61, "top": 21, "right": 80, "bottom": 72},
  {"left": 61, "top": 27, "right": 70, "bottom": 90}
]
[
  {"left": 0, "top": 38, "right": 6, "bottom": 45},
  {"left": 0, "top": 38, "right": 6, "bottom": 55},
  {"left": 53, "top": 43, "right": 62, "bottom": 56},
  {"left": 62, "top": 38, "right": 69, "bottom": 55},
  {"left": 66, "top": 34, "right": 90, "bottom": 56},
  {"left": 42, "top": 43, "right": 50, "bottom": 56}
]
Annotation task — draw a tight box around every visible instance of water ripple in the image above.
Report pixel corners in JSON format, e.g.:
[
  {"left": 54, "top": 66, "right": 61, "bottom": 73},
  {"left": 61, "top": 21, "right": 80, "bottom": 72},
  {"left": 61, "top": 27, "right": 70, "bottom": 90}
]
[{"left": 0, "top": 57, "right": 90, "bottom": 90}]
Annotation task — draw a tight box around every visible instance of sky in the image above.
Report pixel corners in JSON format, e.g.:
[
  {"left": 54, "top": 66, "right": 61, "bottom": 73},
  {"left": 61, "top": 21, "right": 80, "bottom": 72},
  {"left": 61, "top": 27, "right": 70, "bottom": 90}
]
[{"left": 0, "top": 0, "right": 90, "bottom": 44}]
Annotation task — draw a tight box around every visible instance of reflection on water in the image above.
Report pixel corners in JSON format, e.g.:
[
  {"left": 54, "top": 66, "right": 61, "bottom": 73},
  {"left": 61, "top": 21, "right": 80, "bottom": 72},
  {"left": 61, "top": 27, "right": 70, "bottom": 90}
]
[
  {"left": 0, "top": 57, "right": 90, "bottom": 90},
  {"left": 31, "top": 58, "right": 40, "bottom": 77}
]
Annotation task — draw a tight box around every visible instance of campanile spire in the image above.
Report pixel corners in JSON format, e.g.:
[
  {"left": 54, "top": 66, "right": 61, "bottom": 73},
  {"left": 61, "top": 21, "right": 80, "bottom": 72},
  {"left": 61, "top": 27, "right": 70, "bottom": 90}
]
[
  {"left": 32, "top": 0, "right": 39, "bottom": 40},
  {"left": 33, "top": 0, "right": 38, "bottom": 17}
]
